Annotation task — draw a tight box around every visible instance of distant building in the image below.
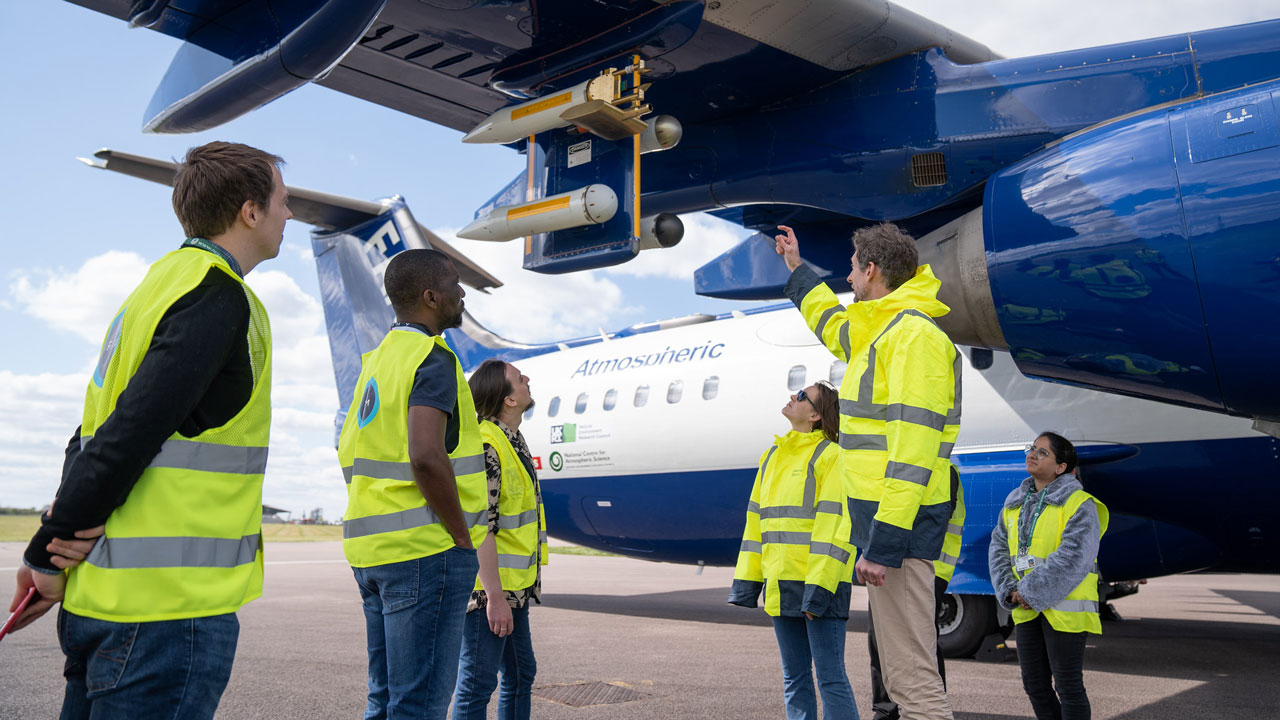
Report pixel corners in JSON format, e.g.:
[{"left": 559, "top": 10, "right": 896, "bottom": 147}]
[{"left": 262, "top": 504, "right": 290, "bottom": 524}]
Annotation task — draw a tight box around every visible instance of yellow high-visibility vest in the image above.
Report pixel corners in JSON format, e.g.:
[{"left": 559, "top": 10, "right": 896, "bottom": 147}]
[
  {"left": 1004, "top": 489, "right": 1110, "bottom": 633},
  {"left": 475, "top": 420, "right": 546, "bottom": 593},
  {"left": 339, "top": 326, "right": 488, "bottom": 567},
  {"left": 732, "top": 430, "right": 855, "bottom": 617},
  {"left": 934, "top": 478, "right": 966, "bottom": 582},
  {"left": 64, "top": 247, "right": 272, "bottom": 623}
]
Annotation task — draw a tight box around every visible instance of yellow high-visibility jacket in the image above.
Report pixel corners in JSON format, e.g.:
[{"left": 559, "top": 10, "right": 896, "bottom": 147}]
[
  {"left": 729, "top": 430, "right": 855, "bottom": 618},
  {"left": 65, "top": 247, "right": 271, "bottom": 622},
  {"left": 785, "top": 263, "right": 960, "bottom": 568}
]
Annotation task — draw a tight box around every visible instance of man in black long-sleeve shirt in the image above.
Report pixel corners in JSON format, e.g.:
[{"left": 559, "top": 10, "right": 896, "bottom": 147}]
[{"left": 9, "top": 141, "right": 290, "bottom": 720}]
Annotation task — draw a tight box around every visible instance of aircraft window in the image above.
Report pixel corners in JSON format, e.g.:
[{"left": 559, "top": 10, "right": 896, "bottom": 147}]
[
  {"left": 830, "top": 360, "right": 847, "bottom": 386},
  {"left": 634, "top": 385, "right": 649, "bottom": 407},
  {"left": 788, "top": 365, "right": 806, "bottom": 390},
  {"left": 603, "top": 389, "right": 618, "bottom": 411},
  {"left": 523, "top": 405, "right": 535, "bottom": 420},
  {"left": 702, "top": 376, "right": 719, "bottom": 400},
  {"left": 667, "top": 380, "right": 684, "bottom": 404},
  {"left": 548, "top": 396, "right": 560, "bottom": 418},
  {"left": 575, "top": 393, "right": 589, "bottom": 414}
]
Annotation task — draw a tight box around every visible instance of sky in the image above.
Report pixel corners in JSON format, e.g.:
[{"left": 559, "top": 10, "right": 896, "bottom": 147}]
[{"left": 0, "top": 1, "right": 1273, "bottom": 521}]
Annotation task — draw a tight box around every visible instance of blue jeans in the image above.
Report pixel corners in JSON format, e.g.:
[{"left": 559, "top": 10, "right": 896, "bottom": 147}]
[
  {"left": 772, "top": 615, "right": 860, "bottom": 720},
  {"left": 57, "top": 608, "right": 239, "bottom": 720},
  {"left": 453, "top": 603, "right": 537, "bottom": 720},
  {"left": 353, "top": 546, "right": 479, "bottom": 720}
]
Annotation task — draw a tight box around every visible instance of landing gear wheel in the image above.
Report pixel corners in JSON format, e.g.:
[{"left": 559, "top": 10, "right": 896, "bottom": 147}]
[{"left": 937, "top": 594, "right": 998, "bottom": 658}]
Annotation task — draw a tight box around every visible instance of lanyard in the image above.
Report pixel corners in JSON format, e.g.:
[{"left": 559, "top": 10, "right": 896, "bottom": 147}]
[
  {"left": 1018, "top": 487, "right": 1049, "bottom": 556},
  {"left": 182, "top": 237, "right": 243, "bottom": 278}
]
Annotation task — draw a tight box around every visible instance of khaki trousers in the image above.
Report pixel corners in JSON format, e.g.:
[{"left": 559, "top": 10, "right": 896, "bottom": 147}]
[{"left": 866, "top": 558, "right": 953, "bottom": 720}]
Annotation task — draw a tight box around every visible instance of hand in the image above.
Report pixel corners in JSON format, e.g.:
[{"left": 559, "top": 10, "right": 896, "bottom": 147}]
[
  {"left": 46, "top": 525, "right": 106, "bottom": 570},
  {"left": 855, "top": 555, "right": 888, "bottom": 587},
  {"left": 9, "top": 565, "right": 65, "bottom": 633},
  {"left": 774, "top": 225, "right": 802, "bottom": 272},
  {"left": 804, "top": 612, "right": 816, "bottom": 621},
  {"left": 1011, "top": 590, "right": 1032, "bottom": 610},
  {"left": 486, "top": 597, "right": 514, "bottom": 638},
  {"left": 453, "top": 534, "right": 475, "bottom": 550}
]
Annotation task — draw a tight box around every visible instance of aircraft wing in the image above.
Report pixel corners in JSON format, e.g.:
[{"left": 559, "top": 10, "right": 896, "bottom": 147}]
[
  {"left": 67, "top": 0, "right": 999, "bottom": 135},
  {"left": 78, "top": 149, "right": 501, "bottom": 292}
]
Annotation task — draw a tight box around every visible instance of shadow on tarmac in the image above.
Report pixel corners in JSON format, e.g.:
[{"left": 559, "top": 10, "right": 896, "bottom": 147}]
[{"left": 542, "top": 586, "right": 871, "bottom": 629}]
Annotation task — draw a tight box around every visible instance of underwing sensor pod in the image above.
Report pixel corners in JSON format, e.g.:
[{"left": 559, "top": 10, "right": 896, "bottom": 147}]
[
  {"left": 456, "top": 184, "right": 618, "bottom": 242},
  {"left": 463, "top": 66, "right": 654, "bottom": 145}
]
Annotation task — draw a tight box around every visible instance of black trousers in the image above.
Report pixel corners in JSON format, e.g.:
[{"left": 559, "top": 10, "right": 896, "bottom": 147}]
[
  {"left": 1015, "top": 614, "right": 1090, "bottom": 720},
  {"left": 867, "top": 575, "right": 948, "bottom": 720}
]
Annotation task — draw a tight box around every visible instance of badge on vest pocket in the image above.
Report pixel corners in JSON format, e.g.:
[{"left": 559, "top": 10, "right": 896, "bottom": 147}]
[{"left": 1015, "top": 554, "right": 1035, "bottom": 573}]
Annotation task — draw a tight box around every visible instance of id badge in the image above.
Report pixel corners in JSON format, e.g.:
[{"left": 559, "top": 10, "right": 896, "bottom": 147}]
[{"left": 1015, "top": 554, "right": 1035, "bottom": 573}]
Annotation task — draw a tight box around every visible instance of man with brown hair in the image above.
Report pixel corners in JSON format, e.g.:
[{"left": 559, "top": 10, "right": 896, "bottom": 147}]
[
  {"left": 9, "top": 141, "right": 289, "bottom": 719},
  {"left": 777, "top": 223, "right": 961, "bottom": 720}
]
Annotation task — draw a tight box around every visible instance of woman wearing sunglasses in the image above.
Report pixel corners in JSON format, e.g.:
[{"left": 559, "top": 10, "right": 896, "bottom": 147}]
[
  {"left": 729, "top": 382, "right": 859, "bottom": 720},
  {"left": 988, "top": 432, "right": 1110, "bottom": 720}
]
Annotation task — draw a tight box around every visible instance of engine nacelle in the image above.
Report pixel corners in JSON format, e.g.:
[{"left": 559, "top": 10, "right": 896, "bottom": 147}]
[{"left": 970, "top": 82, "right": 1280, "bottom": 422}]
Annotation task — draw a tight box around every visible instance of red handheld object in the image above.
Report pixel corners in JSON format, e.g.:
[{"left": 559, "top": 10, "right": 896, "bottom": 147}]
[{"left": 0, "top": 587, "right": 38, "bottom": 642}]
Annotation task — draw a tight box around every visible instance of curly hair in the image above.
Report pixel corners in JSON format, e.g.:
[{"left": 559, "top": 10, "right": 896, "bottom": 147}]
[{"left": 851, "top": 223, "right": 919, "bottom": 290}]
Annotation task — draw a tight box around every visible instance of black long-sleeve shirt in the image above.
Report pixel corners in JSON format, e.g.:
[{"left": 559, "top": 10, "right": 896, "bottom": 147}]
[{"left": 24, "top": 262, "right": 252, "bottom": 571}]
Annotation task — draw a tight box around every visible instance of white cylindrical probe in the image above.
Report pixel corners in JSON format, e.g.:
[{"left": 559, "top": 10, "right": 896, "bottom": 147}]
[
  {"left": 456, "top": 184, "right": 619, "bottom": 242},
  {"left": 462, "top": 80, "right": 592, "bottom": 144}
]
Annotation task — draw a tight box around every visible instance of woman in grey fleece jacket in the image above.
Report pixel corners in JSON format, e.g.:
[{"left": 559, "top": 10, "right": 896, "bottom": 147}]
[{"left": 989, "top": 432, "right": 1106, "bottom": 720}]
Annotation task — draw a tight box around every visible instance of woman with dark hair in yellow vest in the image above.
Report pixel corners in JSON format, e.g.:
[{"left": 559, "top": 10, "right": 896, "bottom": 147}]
[
  {"left": 453, "top": 359, "right": 546, "bottom": 720},
  {"left": 988, "top": 432, "right": 1109, "bottom": 720},
  {"left": 730, "top": 381, "right": 859, "bottom": 720}
]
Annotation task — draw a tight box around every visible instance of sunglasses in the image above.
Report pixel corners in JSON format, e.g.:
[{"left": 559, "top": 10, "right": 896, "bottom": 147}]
[{"left": 1024, "top": 445, "right": 1052, "bottom": 460}]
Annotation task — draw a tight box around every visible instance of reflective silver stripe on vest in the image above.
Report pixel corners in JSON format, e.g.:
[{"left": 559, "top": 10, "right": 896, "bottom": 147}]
[
  {"left": 496, "top": 508, "right": 540, "bottom": 530},
  {"left": 86, "top": 534, "right": 259, "bottom": 569},
  {"left": 759, "top": 505, "right": 813, "bottom": 520},
  {"left": 838, "top": 325, "right": 851, "bottom": 360},
  {"left": 803, "top": 439, "right": 830, "bottom": 509},
  {"left": 839, "top": 432, "right": 887, "bottom": 451},
  {"left": 498, "top": 551, "right": 538, "bottom": 570},
  {"left": 343, "top": 507, "right": 487, "bottom": 540},
  {"left": 815, "top": 500, "right": 843, "bottom": 515},
  {"left": 809, "top": 541, "right": 851, "bottom": 564},
  {"left": 761, "top": 530, "right": 811, "bottom": 545},
  {"left": 885, "top": 460, "right": 932, "bottom": 486},
  {"left": 886, "top": 403, "right": 946, "bottom": 431},
  {"left": 451, "top": 453, "right": 485, "bottom": 477},
  {"left": 758, "top": 446, "right": 779, "bottom": 481},
  {"left": 1051, "top": 599, "right": 1099, "bottom": 614},
  {"left": 539, "top": 531, "right": 548, "bottom": 543},
  {"left": 342, "top": 453, "right": 487, "bottom": 485},
  {"left": 82, "top": 435, "right": 267, "bottom": 475},
  {"left": 814, "top": 305, "right": 845, "bottom": 346},
  {"left": 938, "top": 442, "right": 955, "bottom": 459},
  {"left": 747, "top": 501, "right": 760, "bottom": 514},
  {"left": 947, "top": 522, "right": 964, "bottom": 536},
  {"left": 937, "top": 551, "right": 959, "bottom": 566},
  {"left": 740, "top": 539, "right": 762, "bottom": 553},
  {"left": 946, "top": 352, "right": 962, "bottom": 425}
]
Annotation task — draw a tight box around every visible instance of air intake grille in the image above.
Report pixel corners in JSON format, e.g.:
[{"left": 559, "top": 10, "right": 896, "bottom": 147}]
[{"left": 911, "top": 152, "right": 947, "bottom": 187}]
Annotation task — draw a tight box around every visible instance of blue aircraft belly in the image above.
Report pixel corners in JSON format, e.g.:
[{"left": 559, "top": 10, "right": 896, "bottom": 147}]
[{"left": 541, "top": 436, "right": 1280, "bottom": 594}]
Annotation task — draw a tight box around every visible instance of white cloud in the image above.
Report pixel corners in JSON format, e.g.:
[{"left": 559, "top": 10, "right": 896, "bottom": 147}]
[
  {"left": 9, "top": 250, "right": 149, "bottom": 344},
  {"left": 0, "top": 371, "right": 89, "bottom": 509},
  {"left": 603, "top": 212, "right": 751, "bottom": 280},
  {"left": 3, "top": 252, "right": 349, "bottom": 521},
  {"left": 444, "top": 229, "right": 631, "bottom": 343}
]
